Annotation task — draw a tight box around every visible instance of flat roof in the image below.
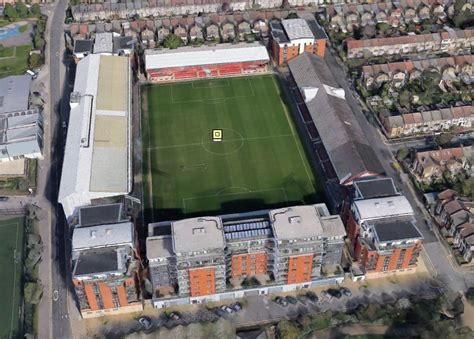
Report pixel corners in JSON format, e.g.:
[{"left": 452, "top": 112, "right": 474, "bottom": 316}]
[
  {"left": 145, "top": 42, "right": 269, "bottom": 70},
  {"left": 146, "top": 235, "right": 174, "bottom": 259},
  {"left": 281, "top": 19, "right": 315, "bottom": 40},
  {"left": 354, "top": 177, "right": 398, "bottom": 199},
  {"left": 73, "top": 246, "right": 129, "bottom": 276},
  {"left": 320, "top": 215, "right": 346, "bottom": 238},
  {"left": 96, "top": 55, "right": 128, "bottom": 112},
  {"left": 354, "top": 196, "right": 414, "bottom": 221},
  {"left": 171, "top": 217, "right": 225, "bottom": 254},
  {"left": 372, "top": 218, "right": 423, "bottom": 243},
  {"left": 72, "top": 221, "right": 133, "bottom": 251},
  {"left": 270, "top": 205, "right": 324, "bottom": 240},
  {"left": 93, "top": 32, "right": 113, "bottom": 54},
  {"left": 0, "top": 75, "right": 31, "bottom": 115},
  {"left": 74, "top": 39, "right": 93, "bottom": 54},
  {"left": 78, "top": 203, "right": 123, "bottom": 227}
]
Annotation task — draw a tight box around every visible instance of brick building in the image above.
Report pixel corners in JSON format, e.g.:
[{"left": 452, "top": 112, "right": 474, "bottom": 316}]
[
  {"left": 144, "top": 42, "right": 269, "bottom": 82},
  {"left": 71, "top": 208, "right": 142, "bottom": 318},
  {"left": 270, "top": 19, "right": 327, "bottom": 66},
  {"left": 146, "top": 204, "right": 346, "bottom": 304},
  {"left": 343, "top": 177, "right": 424, "bottom": 275}
]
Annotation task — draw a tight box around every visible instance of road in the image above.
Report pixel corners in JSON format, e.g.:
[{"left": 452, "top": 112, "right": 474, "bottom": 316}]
[
  {"left": 45, "top": 0, "right": 75, "bottom": 337},
  {"left": 323, "top": 47, "right": 474, "bottom": 292}
]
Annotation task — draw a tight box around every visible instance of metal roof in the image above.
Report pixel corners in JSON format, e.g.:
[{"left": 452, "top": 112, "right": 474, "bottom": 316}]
[
  {"left": 288, "top": 53, "right": 384, "bottom": 183},
  {"left": 58, "top": 54, "right": 131, "bottom": 218},
  {"left": 0, "top": 75, "right": 31, "bottom": 115},
  {"left": 354, "top": 196, "right": 414, "bottom": 222},
  {"left": 93, "top": 32, "right": 113, "bottom": 54},
  {"left": 72, "top": 221, "right": 133, "bottom": 251},
  {"left": 281, "top": 19, "right": 315, "bottom": 40},
  {"left": 145, "top": 42, "right": 269, "bottom": 70}
]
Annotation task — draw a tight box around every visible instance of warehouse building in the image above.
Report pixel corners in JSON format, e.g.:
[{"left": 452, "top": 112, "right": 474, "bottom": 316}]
[
  {"left": 58, "top": 54, "right": 132, "bottom": 219},
  {"left": 270, "top": 19, "right": 327, "bottom": 66},
  {"left": 146, "top": 204, "right": 346, "bottom": 306},
  {"left": 0, "top": 75, "right": 31, "bottom": 116},
  {"left": 144, "top": 42, "right": 269, "bottom": 81},
  {"left": 0, "top": 111, "right": 43, "bottom": 162}
]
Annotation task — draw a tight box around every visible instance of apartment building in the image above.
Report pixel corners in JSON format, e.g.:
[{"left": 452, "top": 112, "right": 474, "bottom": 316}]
[
  {"left": 347, "top": 28, "right": 474, "bottom": 59},
  {"left": 71, "top": 212, "right": 142, "bottom": 318},
  {"left": 270, "top": 19, "right": 327, "bottom": 66},
  {"left": 146, "top": 204, "right": 346, "bottom": 305},
  {"left": 343, "top": 177, "right": 424, "bottom": 275}
]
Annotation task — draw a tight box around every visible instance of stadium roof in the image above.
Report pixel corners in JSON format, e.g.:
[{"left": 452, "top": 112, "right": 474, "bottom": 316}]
[
  {"left": 72, "top": 221, "right": 133, "bottom": 252},
  {"left": 171, "top": 217, "right": 225, "bottom": 254},
  {"left": 145, "top": 42, "right": 269, "bottom": 70},
  {"left": 58, "top": 54, "right": 131, "bottom": 218},
  {"left": 0, "top": 75, "right": 31, "bottom": 115},
  {"left": 288, "top": 53, "right": 384, "bottom": 183},
  {"left": 353, "top": 196, "right": 414, "bottom": 222}
]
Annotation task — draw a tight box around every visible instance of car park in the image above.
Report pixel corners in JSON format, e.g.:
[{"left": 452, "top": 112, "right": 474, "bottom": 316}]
[
  {"left": 306, "top": 291, "right": 318, "bottom": 302},
  {"left": 285, "top": 296, "right": 298, "bottom": 305},
  {"left": 138, "top": 316, "right": 152, "bottom": 330},
  {"left": 340, "top": 287, "right": 352, "bottom": 297}
]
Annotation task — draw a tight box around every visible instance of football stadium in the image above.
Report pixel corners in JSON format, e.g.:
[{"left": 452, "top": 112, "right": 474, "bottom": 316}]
[{"left": 142, "top": 75, "right": 321, "bottom": 221}]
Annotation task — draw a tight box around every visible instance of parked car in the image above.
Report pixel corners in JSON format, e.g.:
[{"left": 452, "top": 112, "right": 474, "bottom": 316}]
[
  {"left": 138, "top": 316, "right": 152, "bottom": 330},
  {"left": 213, "top": 308, "right": 227, "bottom": 317},
  {"left": 285, "top": 296, "right": 298, "bottom": 305},
  {"left": 0, "top": 196, "right": 9, "bottom": 201},
  {"left": 274, "top": 297, "right": 288, "bottom": 306},
  {"left": 327, "top": 288, "right": 342, "bottom": 298},
  {"left": 321, "top": 290, "right": 331, "bottom": 300},
  {"left": 168, "top": 312, "right": 181, "bottom": 320},
  {"left": 221, "top": 305, "right": 233, "bottom": 313},
  {"left": 306, "top": 291, "right": 318, "bottom": 302},
  {"left": 231, "top": 302, "right": 242, "bottom": 312},
  {"left": 340, "top": 287, "right": 352, "bottom": 297}
]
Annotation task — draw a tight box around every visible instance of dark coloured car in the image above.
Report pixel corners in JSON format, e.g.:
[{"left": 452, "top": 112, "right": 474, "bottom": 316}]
[
  {"left": 138, "top": 316, "right": 152, "bottom": 330},
  {"left": 327, "top": 288, "right": 342, "bottom": 298},
  {"left": 213, "top": 308, "right": 227, "bottom": 317},
  {"left": 231, "top": 302, "right": 242, "bottom": 312},
  {"left": 0, "top": 196, "right": 9, "bottom": 201},
  {"left": 285, "top": 296, "right": 298, "bottom": 304},
  {"left": 306, "top": 291, "right": 318, "bottom": 302},
  {"left": 340, "top": 287, "right": 352, "bottom": 297}
]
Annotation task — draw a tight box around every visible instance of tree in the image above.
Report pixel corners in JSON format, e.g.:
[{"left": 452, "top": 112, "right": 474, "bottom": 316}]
[
  {"left": 24, "top": 282, "right": 43, "bottom": 304},
  {"left": 29, "top": 53, "right": 43, "bottom": 68},
  {"left": 4, "top": 3, "right": 19, "bottom": 22},
  {"left": 435, "top": 133, "right": 454, "bottom": 146},
  {"left": 396, "top": 147, "right": 409, "bottom": 161},
  {"left": 399, "top": 90, "right": 412, "bottom": 108},
  {"left": 286, "top": 12, "right": 298, "bottom": 19},
  {"left": 163, "top": 33, "right": 183, "bottom": 49},
  {"left": 15, "top": 1, "right": 29, "bottom": 19},
  {"left": 34, "top": 34, "right": 45, "bottom": 50},
  {"left": 30, "top": 3, "right": 41, "bottom": 17}
]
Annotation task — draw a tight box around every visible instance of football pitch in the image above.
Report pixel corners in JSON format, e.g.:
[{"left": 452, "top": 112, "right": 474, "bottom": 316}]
[
  {"left": 142, "top": 75, "right": 320, "bottom": 221},
  {"left": 0, "top": 217, "right": 24, "bottom": 338}
]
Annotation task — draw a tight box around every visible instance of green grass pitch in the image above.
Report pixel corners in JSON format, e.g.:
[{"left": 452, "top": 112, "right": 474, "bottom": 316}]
[
  {"left": 0, "top": 217, "right": 24, "bottom": 338},
  {"left": 142, "top": 75, "right": 321, "bottom": 221}
]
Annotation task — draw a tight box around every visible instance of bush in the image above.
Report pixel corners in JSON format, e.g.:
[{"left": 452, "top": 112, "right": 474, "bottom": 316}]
[
  {"left": 15, "top": 2, "right": 28, "bottom": 18},
  {"left": 34, "top": 35, "right": 45, "bottom": 50},
  {"left": 29, "top": 53, "right": 44, "bottom": 68},
  {"left": 30, "top": 3, "right": 41, "bottom": 17},
  {"left": 163, "top": 33, "right": 183, "bottom": 49},
  {"left": 4, "top": 3, "right": 19, "bottom": 22}
]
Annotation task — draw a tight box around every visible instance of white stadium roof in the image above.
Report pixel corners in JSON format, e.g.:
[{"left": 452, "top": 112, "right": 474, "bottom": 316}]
[
  {"left": 59, "top": 54, "right": 131, "bottom": 219},
  {"left": 145, "top": 42, "right": 269, "bottom": 70}
]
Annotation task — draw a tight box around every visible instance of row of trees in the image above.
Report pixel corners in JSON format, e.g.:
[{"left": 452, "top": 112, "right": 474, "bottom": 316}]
[{"left": 3, "top": 2, "right": 41, "bottom": 22}]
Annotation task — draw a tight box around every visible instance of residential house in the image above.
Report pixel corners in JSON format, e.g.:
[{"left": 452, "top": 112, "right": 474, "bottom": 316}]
[
  {"left": 189, "top": 24, "right": 204, "bottom": 42},
  {"left": 221, "top": 22, "right": 236, "bottom": 42},
  {"left": 157, "top": 27, "right": 170, "bottom": 44},
  {"left": 141, "top": 28, "right": 156, "bottom": 48},
  {"left": 238, "top": 21, "right": 251, "bottom": 41},
  {"left": 174, "top": 25, "right": 188, "bottom": 44},
  {"left": 206, "top": 23, "right": 220, "bottom": 41}
]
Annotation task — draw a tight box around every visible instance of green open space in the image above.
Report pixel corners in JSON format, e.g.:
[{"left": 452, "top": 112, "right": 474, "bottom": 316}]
[
  {"left": 0, "top": 44, "right": 31, "bottom": 77},
  {"left": 142, "top": 75, "right": 321, "bottom": 221},
  {"left": 0, "top": 217, "right": 24, "bottom": 338}
]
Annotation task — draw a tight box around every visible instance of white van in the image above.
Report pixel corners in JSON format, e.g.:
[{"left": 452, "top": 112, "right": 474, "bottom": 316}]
[{"left": 25, "top": 69, "right": 38, "bottom": 79}]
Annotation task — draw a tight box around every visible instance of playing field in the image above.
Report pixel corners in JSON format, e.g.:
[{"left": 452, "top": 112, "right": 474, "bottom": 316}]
[
  {"left": 142, "top": 75, "right": 320, "bottom": 221},
  {"left": 0, "top": 217, "right": 24, "bottom": 338}
]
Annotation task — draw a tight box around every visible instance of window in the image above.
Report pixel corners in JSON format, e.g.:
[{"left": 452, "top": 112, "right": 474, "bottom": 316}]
[{"left": 382, "top": 257, "right": 390, "bottom": 272}]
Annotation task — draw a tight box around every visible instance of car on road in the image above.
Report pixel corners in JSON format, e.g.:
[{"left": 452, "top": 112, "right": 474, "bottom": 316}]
[
  {"left": 231, "top": 302, "right": 242, "bottom": 312},
  {"left": 306, "top": 291, "right": 318, "bottom": 302},
  {"left": 221, "top": 305, "right": 233, "bottom": 314},
  {"left": 274, "top": 297, "right": 288, "bottom": 306},
  {"left": 285, "top": 296, "right": 298, "bottom": 305},
  {"left": 0, "top": 196, "right": 9, "bottom": 201},
  {"left": 327, "top": 288, "right": 342, "bottom": 299},
  {"left": 340, "top": 287, "right": 352, "bottom": 297},
  {"left": 138, "top": 316, "right": 152, "bottom": 330},
  {"left": 168, "top": 312, "right": 181, "bottom": 320}
]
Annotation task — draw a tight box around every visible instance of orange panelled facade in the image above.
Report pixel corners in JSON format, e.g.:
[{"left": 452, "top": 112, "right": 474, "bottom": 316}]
[
  {"left": 189, "top": 267, "right": 216, "bottom": 297},
  {"left": 359, "top": 243, "right": 421, "bottom": 273},
  {"left": 231, "top": 252, "right": 267, "bottom": 278},
  {"left": 287, "top": 254, "right": 313, "bottom": 284}
]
